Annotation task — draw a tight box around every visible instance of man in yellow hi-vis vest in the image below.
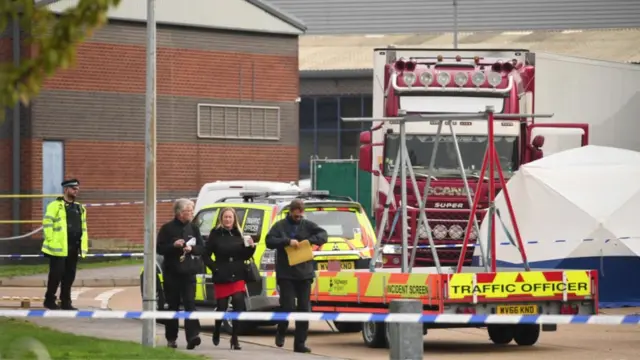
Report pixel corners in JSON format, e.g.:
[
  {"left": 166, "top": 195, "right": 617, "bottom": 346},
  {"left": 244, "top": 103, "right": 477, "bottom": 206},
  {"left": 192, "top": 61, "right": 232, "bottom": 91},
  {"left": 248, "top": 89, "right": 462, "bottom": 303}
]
[{"left": 41, "top": 178, "right": 89, "bottom": 310}]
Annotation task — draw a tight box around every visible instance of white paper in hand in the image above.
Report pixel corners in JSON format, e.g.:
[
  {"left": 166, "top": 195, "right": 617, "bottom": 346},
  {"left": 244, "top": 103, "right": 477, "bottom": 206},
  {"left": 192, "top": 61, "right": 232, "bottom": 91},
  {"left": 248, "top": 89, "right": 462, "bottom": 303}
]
[{"left": 186, "top": 236, "right": 196, "bottom": 246}]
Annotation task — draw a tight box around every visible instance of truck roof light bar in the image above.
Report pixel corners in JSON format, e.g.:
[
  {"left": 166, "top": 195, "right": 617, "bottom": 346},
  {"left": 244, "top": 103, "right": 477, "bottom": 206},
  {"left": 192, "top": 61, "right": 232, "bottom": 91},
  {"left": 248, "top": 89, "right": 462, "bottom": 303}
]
[{"left": 392, "top": 71, "right": 514, "bottom": 94}]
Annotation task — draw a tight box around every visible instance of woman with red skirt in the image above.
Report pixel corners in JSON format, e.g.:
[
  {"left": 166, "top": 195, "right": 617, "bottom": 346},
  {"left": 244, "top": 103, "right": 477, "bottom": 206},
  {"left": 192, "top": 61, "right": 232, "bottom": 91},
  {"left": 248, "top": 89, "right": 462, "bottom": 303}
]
[{"left": 206, "top": 207, "right": 256, "bottom": 350}]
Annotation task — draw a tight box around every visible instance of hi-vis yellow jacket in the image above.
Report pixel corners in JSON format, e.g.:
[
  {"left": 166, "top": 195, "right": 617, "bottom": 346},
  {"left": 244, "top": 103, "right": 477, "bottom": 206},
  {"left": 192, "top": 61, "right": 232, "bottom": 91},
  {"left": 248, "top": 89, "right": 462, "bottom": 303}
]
[{"left": 41, "top": 198, "right": 89, "bottom": 258}]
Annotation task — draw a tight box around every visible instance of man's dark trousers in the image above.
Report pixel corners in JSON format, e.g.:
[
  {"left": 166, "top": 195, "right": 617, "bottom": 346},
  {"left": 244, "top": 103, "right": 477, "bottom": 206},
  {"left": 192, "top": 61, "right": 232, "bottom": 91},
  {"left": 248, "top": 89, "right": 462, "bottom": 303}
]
[
  {"left": 44, "top": 247, "right": 79, "bottom": 306},
  {"left": 164, "top": 273, "right": 201, "bottom": 342},
  {"left": 276, "top": 278, "right": 312, "bottom": 349}
]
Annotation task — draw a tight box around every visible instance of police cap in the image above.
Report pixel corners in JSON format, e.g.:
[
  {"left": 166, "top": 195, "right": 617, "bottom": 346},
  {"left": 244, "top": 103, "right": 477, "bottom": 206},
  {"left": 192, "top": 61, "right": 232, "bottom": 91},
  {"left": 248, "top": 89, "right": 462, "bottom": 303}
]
[{"left": 61, "top": 179, "right": 80, "bottom": 188}]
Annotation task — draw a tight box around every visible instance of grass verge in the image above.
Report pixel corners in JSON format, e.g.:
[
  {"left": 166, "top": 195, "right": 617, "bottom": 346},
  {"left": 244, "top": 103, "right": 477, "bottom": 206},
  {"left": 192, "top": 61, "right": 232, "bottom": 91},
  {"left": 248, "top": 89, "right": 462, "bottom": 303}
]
[
  {"left": 0, "top": 318, "right": 204, "bottom": 359},
  {"left": 0, "top": 258, "right": 143, "bottom": 278}
]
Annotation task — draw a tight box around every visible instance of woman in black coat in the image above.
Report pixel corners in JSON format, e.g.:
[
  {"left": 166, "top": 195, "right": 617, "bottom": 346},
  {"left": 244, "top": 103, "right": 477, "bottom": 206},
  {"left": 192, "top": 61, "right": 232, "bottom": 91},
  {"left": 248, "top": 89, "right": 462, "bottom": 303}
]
[{"left": 206, "top": 207, "right": 256, "bottom": 350}]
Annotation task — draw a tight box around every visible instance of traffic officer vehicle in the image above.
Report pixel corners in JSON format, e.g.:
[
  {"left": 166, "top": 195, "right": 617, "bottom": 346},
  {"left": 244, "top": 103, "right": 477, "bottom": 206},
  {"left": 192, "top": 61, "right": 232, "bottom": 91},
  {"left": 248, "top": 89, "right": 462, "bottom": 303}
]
[{"left": 140, "top": 190, "right": 378, "bottom": 333}]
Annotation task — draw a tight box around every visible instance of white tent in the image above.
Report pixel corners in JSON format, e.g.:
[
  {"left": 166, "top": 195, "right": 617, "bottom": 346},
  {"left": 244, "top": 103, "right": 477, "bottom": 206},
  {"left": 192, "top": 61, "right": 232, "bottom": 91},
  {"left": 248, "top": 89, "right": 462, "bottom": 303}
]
[{"left": 475, "top": 145, "right": 640, "bottom": 307}]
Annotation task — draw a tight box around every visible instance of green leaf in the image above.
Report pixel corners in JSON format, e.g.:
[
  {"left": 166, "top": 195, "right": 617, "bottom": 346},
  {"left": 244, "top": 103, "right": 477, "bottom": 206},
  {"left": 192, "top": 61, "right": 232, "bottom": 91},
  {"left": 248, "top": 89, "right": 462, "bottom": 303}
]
[{"left": 0, "top": 0, "right": 121, "bottom": 125}]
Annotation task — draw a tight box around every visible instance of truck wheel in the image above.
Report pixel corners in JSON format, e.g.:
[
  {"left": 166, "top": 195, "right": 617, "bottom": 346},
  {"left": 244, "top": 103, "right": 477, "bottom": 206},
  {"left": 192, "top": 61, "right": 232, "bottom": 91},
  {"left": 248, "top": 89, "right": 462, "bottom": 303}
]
[
  {"left": 334, "top": 321, "right": 362, "bottom": 333},
  {"left": 513, "top": 324, "right": 540, "bottom": 346},
  {"left": 488, "top": 325, "right": 514, "bottom": 345},
  {"left": 362, "top": 321, "right": 387, "bottom": 348}
]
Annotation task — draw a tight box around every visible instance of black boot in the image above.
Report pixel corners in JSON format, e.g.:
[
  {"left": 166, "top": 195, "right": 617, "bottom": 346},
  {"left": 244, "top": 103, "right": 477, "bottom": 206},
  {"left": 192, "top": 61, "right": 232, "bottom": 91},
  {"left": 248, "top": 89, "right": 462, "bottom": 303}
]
[
  {"left": 60, "top": 302, "right": 77, "bottom": 310},
  {"left": 275, "top": 331, "right": 285, "bottom": 347},
  {"left": 230, "top": 335, "right": 241, "bottom": 350},
  {"left": 186, "top": 336, "right": 201, "bottom": 350},
  {"left": 212, "top": 321, "right": 221, "bottom": 346},
  {"left": 294, "top": 346, "right": 312, "bottom": 353},
  {"left": 43, "top": 299, "right": 59, "bottom": 310}
]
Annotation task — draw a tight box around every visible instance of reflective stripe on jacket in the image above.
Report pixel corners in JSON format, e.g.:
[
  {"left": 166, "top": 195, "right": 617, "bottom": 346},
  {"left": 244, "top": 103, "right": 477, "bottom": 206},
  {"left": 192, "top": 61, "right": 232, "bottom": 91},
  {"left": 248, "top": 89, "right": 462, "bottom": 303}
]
[{"left": 41, "top": 199, "right": 89, "bottom": 258}]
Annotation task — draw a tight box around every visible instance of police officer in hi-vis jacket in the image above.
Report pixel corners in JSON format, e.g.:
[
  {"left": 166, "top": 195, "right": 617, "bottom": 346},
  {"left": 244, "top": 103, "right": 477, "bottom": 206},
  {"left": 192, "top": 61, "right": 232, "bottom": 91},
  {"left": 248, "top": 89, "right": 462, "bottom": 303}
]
[{"left": 41, "top": 178, "right": 89, "bottom": 310}]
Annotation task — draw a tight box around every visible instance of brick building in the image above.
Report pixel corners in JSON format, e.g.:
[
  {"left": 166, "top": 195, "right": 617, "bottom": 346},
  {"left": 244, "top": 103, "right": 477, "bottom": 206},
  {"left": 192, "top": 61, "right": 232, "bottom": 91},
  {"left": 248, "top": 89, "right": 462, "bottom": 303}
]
[{"left": 0, "top": 0, "right": 306, "bottom": 247}]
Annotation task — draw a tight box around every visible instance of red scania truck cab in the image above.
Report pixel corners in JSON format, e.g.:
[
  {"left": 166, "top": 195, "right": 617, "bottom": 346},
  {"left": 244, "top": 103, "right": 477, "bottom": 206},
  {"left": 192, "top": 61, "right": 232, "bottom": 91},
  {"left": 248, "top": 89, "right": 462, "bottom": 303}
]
[{"left": 357, "top": 48, "right": 588, "bottom": 268}]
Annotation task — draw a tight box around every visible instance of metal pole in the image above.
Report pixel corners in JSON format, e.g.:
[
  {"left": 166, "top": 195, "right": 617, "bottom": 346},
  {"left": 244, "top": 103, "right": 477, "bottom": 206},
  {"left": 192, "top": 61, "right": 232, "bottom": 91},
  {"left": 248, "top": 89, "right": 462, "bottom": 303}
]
[
  {"left": 11, "top": 17, "right": 21, "bottom": 238},
  {"left": 399, "top": 121, "right": 409, "bottom": 272},
  {"left": 448, "top": 122, "right": 488, "bottom": 271},
  {"left": 388, "top": 300, "right": 423, "bottom": 360},
  {"left": 453, "top": 0, "right": 459, "bottom": 49},
  {"left": 369, "top": 149, "right": 402, "bottom": 271},
  {"left": 142, "top": 0, "right": 157, "bottom": 347},
  {"left": 409, "top": 121, "right": 443, "bottom": 272}
]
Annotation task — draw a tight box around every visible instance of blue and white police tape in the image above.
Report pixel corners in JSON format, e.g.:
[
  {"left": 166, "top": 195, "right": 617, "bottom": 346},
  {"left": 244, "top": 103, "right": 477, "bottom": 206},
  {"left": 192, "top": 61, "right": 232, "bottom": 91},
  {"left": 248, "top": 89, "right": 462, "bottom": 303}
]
[
  {"left": 0, "top": 310, "right": 639, "bottom": 325},
  {"left": 0, "top": 253, "right": 144, "bottom": 259}
]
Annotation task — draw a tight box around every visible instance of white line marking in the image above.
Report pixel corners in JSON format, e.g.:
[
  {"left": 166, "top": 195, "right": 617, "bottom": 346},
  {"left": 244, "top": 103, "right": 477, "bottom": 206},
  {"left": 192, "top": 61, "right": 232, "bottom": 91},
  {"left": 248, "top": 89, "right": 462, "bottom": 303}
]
[
  {"left": 71, "top": 288, "right": 90, "bottom": 300},
  {"left": 502, "top": 31, "right": 533, "bottom": 36},
  {"left": 94, "top": 288, "right": 125, "bottom": 309}
]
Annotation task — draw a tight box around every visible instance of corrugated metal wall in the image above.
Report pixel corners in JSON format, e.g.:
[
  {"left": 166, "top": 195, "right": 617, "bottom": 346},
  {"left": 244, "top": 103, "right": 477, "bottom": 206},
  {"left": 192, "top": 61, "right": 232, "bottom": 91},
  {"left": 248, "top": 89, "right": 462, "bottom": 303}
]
[{"left": 268, "top": 0, "right": 640, "bottom": 34}]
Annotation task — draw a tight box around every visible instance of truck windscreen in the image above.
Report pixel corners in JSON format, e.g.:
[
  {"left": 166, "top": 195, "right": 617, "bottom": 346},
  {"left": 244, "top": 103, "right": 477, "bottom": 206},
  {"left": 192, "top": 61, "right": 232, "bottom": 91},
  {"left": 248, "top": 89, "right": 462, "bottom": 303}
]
[{"left": 383, "top": 134, "right": 519, "bottom": 178}]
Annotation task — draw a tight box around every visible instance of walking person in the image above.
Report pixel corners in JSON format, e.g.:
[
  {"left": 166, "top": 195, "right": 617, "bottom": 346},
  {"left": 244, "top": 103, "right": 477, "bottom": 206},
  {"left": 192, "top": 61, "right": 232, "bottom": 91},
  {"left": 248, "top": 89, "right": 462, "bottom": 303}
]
[
  {"left": 206, "top": 207, "right": 257, "bottom": 350},
  {"left": 42, "top": 178, "right": 88, "bottom": 311},
  {"left": 156, "top": 198, "right": 204, "bottom": 350},
  {"left": 266, "top": 199, "right": 328, "bottom": 353}
]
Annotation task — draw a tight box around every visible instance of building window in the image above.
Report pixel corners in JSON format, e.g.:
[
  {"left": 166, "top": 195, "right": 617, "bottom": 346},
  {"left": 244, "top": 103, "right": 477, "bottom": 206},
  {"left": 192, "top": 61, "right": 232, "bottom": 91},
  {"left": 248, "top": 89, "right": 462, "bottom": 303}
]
[
  {"left": 316, "top": 97, "right": 338, "bottom": 130},
  {"left": 363, "top": 95, "right": 373, "bottom": 117},
  {"left": 299, "top": 130, "right": 315, "bottom": 166},
  {"left": 300, "top": 97, "right": 315, "bottom": 130},
  {"left": 340, "top": 96, "right": 364, "bottom": 131},
  {"left": 197, "top": 103, "right": 280, "bottom": 140},
  {"left": 317, "top": 132, "right": 339, "bottom": 159},
  {"left": 341, "top": 131, "right": 360, "bottom": 159},
  {"left": 298, "top": 94, "right": 373, "bottom": 176}
]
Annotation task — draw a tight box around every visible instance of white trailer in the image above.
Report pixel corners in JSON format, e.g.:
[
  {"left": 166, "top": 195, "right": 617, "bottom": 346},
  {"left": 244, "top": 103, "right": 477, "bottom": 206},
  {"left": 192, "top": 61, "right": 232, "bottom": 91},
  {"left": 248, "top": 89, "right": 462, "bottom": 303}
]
[{"left": 531, "top": 52, "right": 640, "bottom": 155}]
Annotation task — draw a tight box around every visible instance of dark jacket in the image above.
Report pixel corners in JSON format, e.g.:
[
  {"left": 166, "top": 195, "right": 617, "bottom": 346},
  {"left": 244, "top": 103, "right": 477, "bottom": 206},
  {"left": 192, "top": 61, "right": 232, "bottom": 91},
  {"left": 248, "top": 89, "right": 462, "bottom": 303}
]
[
  {"left": 266, "top": 215, "right": 328, "bottom": 280},
  {"left": 206, "top": 227, "right": 256, "bottom": 284},
  {"left": 156, "top": 218, "right": 205, "bottom": 276}
]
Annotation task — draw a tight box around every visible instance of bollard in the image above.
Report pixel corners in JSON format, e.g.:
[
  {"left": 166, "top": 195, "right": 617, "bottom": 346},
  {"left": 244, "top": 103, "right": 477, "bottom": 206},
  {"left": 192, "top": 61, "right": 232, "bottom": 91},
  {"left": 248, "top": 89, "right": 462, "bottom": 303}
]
[{"left": 388, "top": 300, "right": 423, "bottom": 360}]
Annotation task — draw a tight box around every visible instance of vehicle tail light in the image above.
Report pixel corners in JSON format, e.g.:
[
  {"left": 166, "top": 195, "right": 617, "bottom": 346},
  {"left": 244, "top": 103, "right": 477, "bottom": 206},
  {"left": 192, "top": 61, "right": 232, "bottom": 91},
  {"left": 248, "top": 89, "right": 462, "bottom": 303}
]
[
  {"left": 405, "top": 61, "right": 417, "bottom": 71},
  {"left": 394, "top": 59, "right": 406, "bottom": 71},
  {"left": 491, "top": 61, "right": 502, "bottom": 72},
  {"left": 560, "top": 304, "right": 579, "bottom": 314},
  {"left": 456, "top": 307, "right": 477, "bottom": 314}
]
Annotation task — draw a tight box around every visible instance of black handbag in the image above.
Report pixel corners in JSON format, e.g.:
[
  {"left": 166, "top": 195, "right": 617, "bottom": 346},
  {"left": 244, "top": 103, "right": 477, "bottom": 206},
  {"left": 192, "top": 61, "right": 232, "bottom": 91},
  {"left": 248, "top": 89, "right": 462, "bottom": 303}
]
[
  {"left": 245, "top": 258, "right": 260, "bottom": 283},
  {"left": 176, "top": 224, "right": 204, "bottom": 275}
]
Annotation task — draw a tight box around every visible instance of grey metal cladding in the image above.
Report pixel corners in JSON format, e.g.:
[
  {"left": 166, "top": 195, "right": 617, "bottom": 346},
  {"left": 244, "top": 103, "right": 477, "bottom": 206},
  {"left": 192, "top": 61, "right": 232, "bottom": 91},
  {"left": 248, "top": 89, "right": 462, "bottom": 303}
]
[
  {"left": 301, "top": 78, "right": 371, "bottom": 96},
  {"left": 267, "top": 0, "right": 640, "bottom": 34},
  {"left": 31, "top": 90, "right": 297, "bottom": 146},
  {"left": 89, "top": 21, "right": 298, "bottom": 56}
]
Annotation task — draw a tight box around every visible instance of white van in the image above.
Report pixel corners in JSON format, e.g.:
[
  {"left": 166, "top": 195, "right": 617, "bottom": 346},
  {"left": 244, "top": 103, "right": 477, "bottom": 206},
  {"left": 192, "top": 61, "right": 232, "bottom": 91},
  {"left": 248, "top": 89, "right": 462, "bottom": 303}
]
[{"left": 194, "top": 180, "right": 301, "bottom": 213}]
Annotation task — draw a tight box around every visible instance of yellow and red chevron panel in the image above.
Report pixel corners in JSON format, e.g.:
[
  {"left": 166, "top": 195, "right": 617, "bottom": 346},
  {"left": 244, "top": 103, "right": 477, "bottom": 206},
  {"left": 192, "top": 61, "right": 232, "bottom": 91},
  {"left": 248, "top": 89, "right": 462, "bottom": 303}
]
[
  {"left": 446, "top": 270, "right": 596, "bottom": 302},
  {"left": 309, "top": 271, "right": 443, "bottom": 305}
]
